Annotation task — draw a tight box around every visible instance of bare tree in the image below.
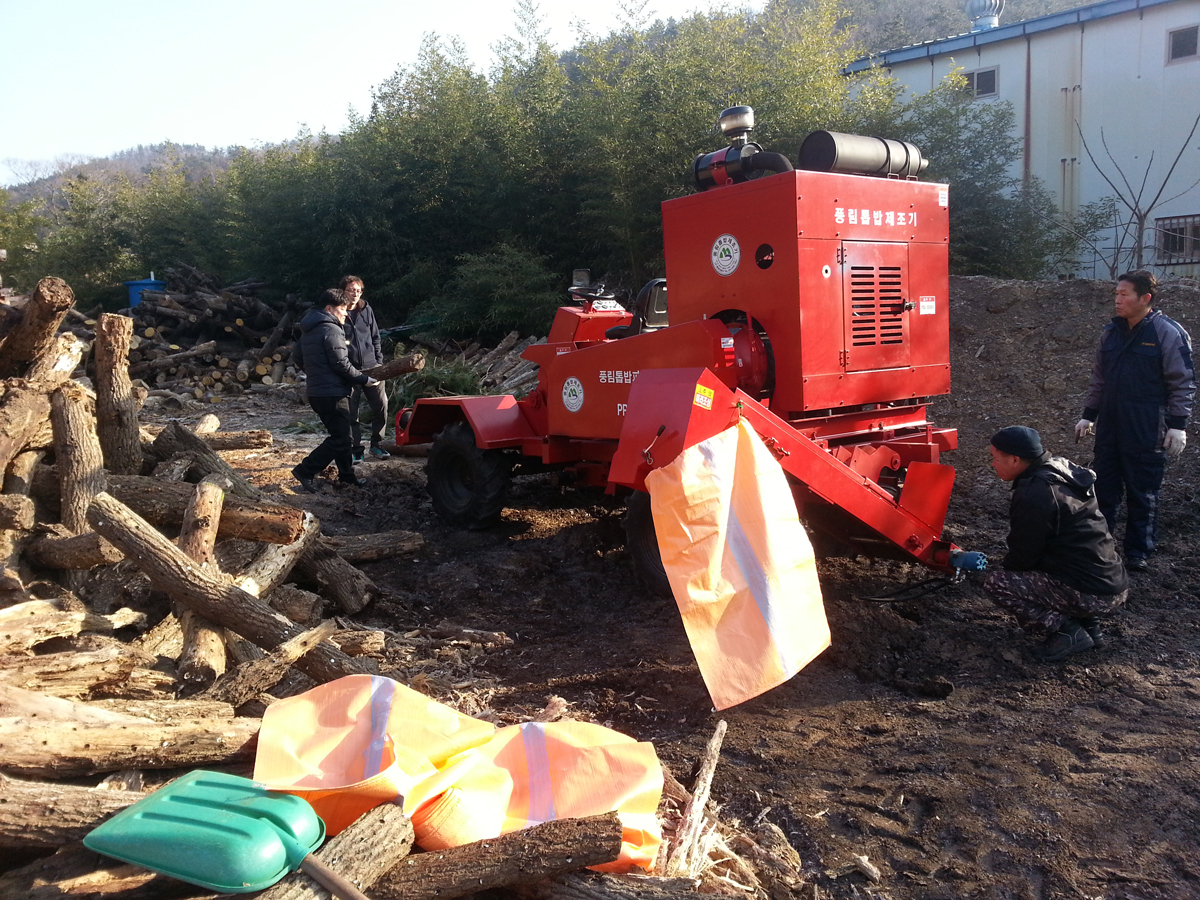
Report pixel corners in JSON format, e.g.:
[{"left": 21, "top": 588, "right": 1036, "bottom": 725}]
[{"left": 1076, "top": 111, "right": 1200, "bottom": 275}]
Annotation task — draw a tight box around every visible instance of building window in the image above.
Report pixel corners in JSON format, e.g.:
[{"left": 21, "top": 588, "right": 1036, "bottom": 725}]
[
  {"left": 1156, "top": 214, "right": 1200, "bottom": 264},
  {"left": 965, "top": 67, "right": 998, "bottom": 97},
  {"left": 1169, "top": 25, "right": 1199, "bottom": 62}
]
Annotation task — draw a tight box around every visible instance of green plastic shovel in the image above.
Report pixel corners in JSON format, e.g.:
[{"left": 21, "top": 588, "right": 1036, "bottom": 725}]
[{"left": 83, "top": 770, "right": 370, "bottom": 898}]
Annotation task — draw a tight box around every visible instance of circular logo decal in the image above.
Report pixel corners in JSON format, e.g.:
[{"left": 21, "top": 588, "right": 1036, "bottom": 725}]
[
  {"left": 711, "top": 234, "right": 741, "bottom": 276},
  {"left": 562, "top": 377, "right": 584, "bottom": 412}
]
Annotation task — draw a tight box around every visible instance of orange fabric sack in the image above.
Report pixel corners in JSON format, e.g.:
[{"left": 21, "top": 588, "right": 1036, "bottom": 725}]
[
  {"left": 252, "top": 674, "right": 495, "bottom": 834},
  {"left": 253, "top": 676, "right": 663, "bottom": 872},
  {"left": 646, "top": 418, "right": 830, "bottom": 710},
  {"left": 408, "top": 720, "right": 663, "bottom": 872}
]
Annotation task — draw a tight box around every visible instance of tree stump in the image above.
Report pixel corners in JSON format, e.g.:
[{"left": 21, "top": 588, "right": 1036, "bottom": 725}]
[{"left": 93, "top": 313, "right": 143, "bottom": 475}]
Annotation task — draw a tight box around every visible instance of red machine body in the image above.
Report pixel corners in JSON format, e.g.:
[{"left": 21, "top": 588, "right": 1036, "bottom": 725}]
[{"left": 399, "top": 146, "right": 962, "bottom": 570}]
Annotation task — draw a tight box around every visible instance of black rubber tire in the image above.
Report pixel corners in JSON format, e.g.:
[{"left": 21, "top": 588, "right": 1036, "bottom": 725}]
[
  {"left": 426, "top": 421, "right": 512, "bottom": 529},
  {"left": 623, "top": 490, "right": 673, "bottom": 598}
]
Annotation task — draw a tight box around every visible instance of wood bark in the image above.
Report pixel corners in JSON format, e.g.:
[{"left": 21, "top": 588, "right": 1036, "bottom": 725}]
[
  {"left": 0, "top": 276, "right": 75, "bottom": 378},
  {"left": 0, "top": 841, "right": 211, "bottom": 900},
  {"left": 364, "top": 352, "right": 426, "bottom": 381},
  {"left": 175, "top": 477, "right": 229, "bottom": 689},
  {"left": 0, "top": 773, "right": 146, "bottom": 849},
  {"left": 373, "top": 812, "right": 624, "bottom": 900},
  {"left": 0, "top": 715, "right": 261, "bottom": 777},
  {"left": 93, "top": 313, "right": 144, "bottom": 474},
  {"left": 321, "top": 530, "right": 424, "bottom": 562},
  {"left": 258, "top": 803, "right": 414, "bottom": 900},
  {"left": 0, "top": 334, "right": 85, "bottom": 474},
  {"left": 22, "top": 527, "right": 125, "bottom": 569},
  {"left": 126, "top": 340, "right": 218, "bottom": 378},
  {"left": 86, "top": 491, "right": 370, "bottom": 684},
  {"left": 4, "top": 448, "right": 45, "bottom": 495},
  {"left": 0, "top": 494, "right": 34, "bottom": 529},
  {"left": 266, "top": 583, "right": 324, "bottom": 625},
  {"left": 51, "top": 381, "right": 108, "bottom": 535},
  {"left": 522, "top": 873, "right": 704, "bottom": 900},
  {"left": 329, "top": 629, "right": 386, "bottom": 656},
  {"left": 0, "top": 681, "right": 150, "bottom": 722},
  {"left": 34, "top": 472, "right": 306, "bottom": 544},
  {"left": 200, "top": 430, "right": 273, "bottom": 450},
  {"left": 0, "top": 643, "right": 171, "bottom": 699},
  {"left": 260, "top": 309, "right": 295, "bottom": 360},
  {"left": 232, "top": 511, "right": 320, "bottom": 599},
  {"left": 665, "top": 719, "right": 726, "bottom": 877},
  {"left": 0, "top": 600, "right": 142, "bottom": 653},
  {"left": 149, "top": 421, "right": 258, "bottom": 497},
  {"left": 204, "top": 619, "right": 337, "bottom": 707}
]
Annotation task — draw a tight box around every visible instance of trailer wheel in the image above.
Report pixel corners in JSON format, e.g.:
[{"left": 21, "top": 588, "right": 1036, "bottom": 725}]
[
  {"left": 624, "top": 491, "right": 673, "bottom": 598},
  {"left": 427, "top": 421, "right": 512, "bottom": 529}
]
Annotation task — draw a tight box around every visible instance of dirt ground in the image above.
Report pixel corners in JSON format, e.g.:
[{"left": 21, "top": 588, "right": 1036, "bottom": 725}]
[{"left": 154, "top": 275, "right": 1200, "bottom": 900}]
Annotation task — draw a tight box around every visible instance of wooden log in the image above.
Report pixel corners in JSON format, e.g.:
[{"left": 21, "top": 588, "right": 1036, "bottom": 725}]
[
  {"left": 204, "top": 619, "right": 338, "bottom": 707},
  {"left": 0, "top": 773, "right": 146, "bottom": 849},
  {"left": 233, "top": 511, "right": 320, "bottom": 599},
  {"left": 127, "top": 340, "right": 218, "bottom": 378},
  {"left": 330, "top": 629, "right": 386, "bottom": 656},
  {"left": 31, "top": 471, "right": 305, "bottom": 544},
  {"left": 259, "top": 803, "right": 414, "bottom": 900},
  {"left": 191, "top": 412, "right": 221, "bottom": 434},
  {"left": 24, "top": 527, "right": 125, "bottom": 569},
  {"left": 524, "top": 873, "right": 703, "bottom": 900},
  {"left": 472, "top": 330, "right": 520, "bottom": 370},
  {"left": 364, "top": 352, "right": 426, "bottom": 381},
  {"left": 0, "top": 600, "right": 142, "bottom": 653},
  {"left": 0, "top": 333, "right": 86, "bottom": 474},
  {"left": 0, "top": 841, "right": 208, "bottom": 900},
  {"left": 4, "top": 448, "right": 45, "bottom": 495},
  {"left": 0, "top": 715, "right": 261, "bottom": 777},
  {"left": 151, "top": 452, "right": 195, "bottom": 481},
  {"left": 0, "top": 681, "right": 150, "bottom": 722},
  {"left": 665, "top": 719, "right": 726, "bottom": 877},
  {"left": 372, "top": 812, "right": 624, "bottom": 900},
  {"left": 149, "top": 421, "right": 258, "bottom": 496},
  {"left": 201, "top": 430, "right": 273, "bottom": 451},
  {"left": 93, "top": 313, "right": 143, "bottom": 475},
  {"left": 51, "top": 380, "right": 108, "bottom": 534},
  {"left": 0, "top": 644, "right": 171, "bottom": 699},
  {"left": 0, "top": 494, "right": 34, "bottom": 530},
  {"left": 266, "top": 583, "right": 324, "bottom": 625},
  {"left": 87, "top": 492, "right": 370, "bottom": 684},
  {"left": 175, "top": 476, "right": 229, "bottom": 690},
  {"left": 321, "top": 530, "right": 424, "bottom": 562},
  {"left": 0, "top": 276, "right": 75, "bottom": 378}
]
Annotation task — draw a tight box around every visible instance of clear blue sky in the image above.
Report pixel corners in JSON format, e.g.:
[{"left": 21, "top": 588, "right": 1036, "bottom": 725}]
[{"left": 0, "top": 0, "right": 745, "bottom": 187}]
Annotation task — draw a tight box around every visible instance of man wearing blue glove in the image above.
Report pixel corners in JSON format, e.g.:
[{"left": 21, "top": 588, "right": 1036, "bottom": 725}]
[
  {"left": 985, "top": 426, "right": 1129, "bottom": 662},
  {"left": 1074, "top": 271, "right": 1194, "bottom": 572}
]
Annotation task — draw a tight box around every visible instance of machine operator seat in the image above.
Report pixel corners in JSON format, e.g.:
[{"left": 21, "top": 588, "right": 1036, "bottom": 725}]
[{"left": 605, "top": 279, "right": 668, "bottom": 340}]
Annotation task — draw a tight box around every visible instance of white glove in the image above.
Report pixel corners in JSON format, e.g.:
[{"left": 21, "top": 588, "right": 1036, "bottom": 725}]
[
  {"left": 1074, "top": 419, "right": 1094, "bottom": 442},
  {"left": 1164, "top": 428, "right": 1187, "bottom": 459},
  {"left": 365, "top": 377, "right": 380, "bottom": 387}
]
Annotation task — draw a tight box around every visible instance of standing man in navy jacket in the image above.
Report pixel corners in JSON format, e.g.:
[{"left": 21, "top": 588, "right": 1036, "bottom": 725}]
[
  {"left": 341, "top": 276, "right": 390, "bottom": 461},
  {"left": 1074, "top": 271, "right": 1195, "bottom": 572},
  {"left": 291, "top": 288, "right": 375, "bottom": 492}
]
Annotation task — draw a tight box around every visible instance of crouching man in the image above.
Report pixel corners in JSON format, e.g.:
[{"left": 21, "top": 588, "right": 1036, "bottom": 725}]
[{"left": 985, "top": 425, "right": 1129, "bottom": 662}]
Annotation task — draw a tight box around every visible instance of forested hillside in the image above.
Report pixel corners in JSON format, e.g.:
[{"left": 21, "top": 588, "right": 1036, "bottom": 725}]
[{"left": 0, "top": 0, "right": 1096, "bottom": 339}]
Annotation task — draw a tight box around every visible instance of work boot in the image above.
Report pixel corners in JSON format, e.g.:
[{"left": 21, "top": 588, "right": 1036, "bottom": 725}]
[
  {"left": 291, "top": 466, "right": 318, "bottom": 494},
  {"left": 1080, "top": 616, "right": 1105, "bottom": 649},
  {"left": 369, "top": 445, "right": 391, "bottom": 460},
  {"left": 1126, "top": 555, "right": 1149, "bottom": 573},
  {"left": 1038, "top": 619, "right": 1094, "bottom": 663}
]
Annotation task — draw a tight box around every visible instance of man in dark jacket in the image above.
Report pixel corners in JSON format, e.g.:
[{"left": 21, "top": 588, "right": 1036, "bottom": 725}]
[
  {"left": 984, "top": 426, "right": 1129, "bottom": 662},
  {"left": 341, "top": 276, "right": 390, "bottom": 461},
  {"left": 1074, "top": 271, "right": 1194, "bottom": 572},
  {"left": 291, "top": 289, "right": 376, "bottom": 492}
]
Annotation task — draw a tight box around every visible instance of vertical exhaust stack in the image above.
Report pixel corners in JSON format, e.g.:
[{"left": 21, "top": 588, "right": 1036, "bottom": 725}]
[{"left": 966, "top": 0, "right": 1004, "bottom": 32}]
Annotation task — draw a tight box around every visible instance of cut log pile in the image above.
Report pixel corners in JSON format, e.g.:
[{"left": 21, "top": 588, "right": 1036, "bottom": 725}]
[
  {"left": 409, "top": 329, "right": 547, "bottom": 398},
  {"left": 0, "top": 277, "right": 800, "bottom": 898}
]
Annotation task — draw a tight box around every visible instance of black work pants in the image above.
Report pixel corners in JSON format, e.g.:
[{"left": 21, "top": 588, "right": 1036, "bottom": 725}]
[
  {"left": 350, "top": 380, "right": 389, "bottom": 449},
  {"left": 296, "top": 395, "right": 356, "bottom": 481}
]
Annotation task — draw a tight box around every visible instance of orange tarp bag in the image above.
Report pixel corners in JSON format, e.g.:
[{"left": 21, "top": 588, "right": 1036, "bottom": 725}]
[
  {"left": 252, "top": 674, "right": 495, "bottom": 835},
  {"left": 407, "top": 720, "right": 663, "bottom": 872},
  {"left": 645, "top": 418, "right": 830, "bottom": 710}
]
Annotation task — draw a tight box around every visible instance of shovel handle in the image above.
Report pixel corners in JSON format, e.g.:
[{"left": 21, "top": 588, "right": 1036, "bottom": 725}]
[{"left": 299, "top": 854, "right": 372, "bottom": 900}]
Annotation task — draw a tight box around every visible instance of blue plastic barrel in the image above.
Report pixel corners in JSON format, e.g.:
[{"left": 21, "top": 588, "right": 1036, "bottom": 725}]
[{"left": 122, "top": 276, "right": 166, "bottom": 307}]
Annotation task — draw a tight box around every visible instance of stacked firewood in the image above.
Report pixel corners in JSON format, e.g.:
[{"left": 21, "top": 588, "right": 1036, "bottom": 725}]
[
  {"left": 116, "top": 273, "right": 301, "bottom": 398},
  {"left": 408, "top": 329, "right": 545, "bottom": 396}
]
